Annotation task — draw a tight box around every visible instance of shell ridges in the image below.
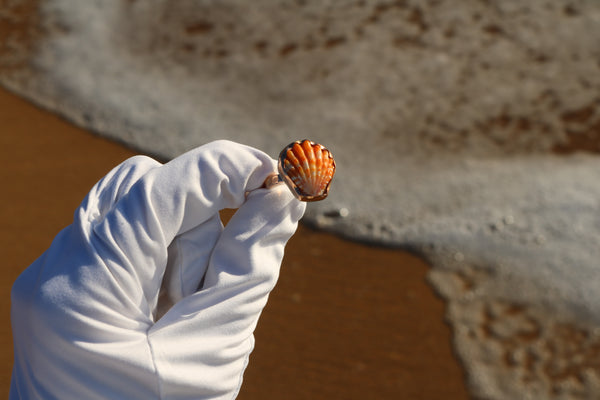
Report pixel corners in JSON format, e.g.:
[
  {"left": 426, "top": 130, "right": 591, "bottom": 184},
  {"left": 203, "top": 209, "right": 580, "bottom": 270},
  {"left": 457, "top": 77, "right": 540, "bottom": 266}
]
[{"left": 278, "top": 139, "right": 335, "bottom": 202}]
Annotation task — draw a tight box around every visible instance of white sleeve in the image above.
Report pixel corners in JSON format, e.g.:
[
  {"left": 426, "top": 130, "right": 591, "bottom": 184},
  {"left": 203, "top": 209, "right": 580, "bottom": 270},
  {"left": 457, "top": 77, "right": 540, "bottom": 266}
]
[{"left": 10, "top": 140, "right": 306, "bottom": 400}]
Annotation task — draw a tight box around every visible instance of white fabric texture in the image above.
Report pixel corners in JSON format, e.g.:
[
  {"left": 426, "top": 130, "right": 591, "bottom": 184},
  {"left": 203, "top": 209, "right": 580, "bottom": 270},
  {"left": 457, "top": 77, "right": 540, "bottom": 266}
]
[{"left": 10, "top": 140, "right": 306, "bottom": 400}]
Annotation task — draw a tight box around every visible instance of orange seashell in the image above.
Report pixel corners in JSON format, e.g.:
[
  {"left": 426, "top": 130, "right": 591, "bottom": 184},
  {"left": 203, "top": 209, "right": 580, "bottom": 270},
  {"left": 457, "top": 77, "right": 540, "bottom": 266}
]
[{"left": 278, "top": 139, "right": 336, "bottom": 202}]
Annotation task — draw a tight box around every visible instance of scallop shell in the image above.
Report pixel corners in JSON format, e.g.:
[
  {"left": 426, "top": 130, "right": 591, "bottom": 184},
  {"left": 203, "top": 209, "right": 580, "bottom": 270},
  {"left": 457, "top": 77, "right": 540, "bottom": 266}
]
[{"left": 278, "top": 139, "right": 336, "bottom": 202}]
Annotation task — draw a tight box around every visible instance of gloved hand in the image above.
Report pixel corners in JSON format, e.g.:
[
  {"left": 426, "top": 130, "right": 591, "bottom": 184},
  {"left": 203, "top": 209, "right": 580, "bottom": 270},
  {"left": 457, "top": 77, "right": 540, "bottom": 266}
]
[{"left": 10, "top": 140, "right": 306, "bottom": 400}]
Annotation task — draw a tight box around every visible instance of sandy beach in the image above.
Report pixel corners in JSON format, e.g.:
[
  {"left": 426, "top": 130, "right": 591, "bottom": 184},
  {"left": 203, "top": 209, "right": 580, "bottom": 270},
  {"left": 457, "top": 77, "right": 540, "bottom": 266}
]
[{"left": 0, "top": 86, "right": 469, "bottom": 398}]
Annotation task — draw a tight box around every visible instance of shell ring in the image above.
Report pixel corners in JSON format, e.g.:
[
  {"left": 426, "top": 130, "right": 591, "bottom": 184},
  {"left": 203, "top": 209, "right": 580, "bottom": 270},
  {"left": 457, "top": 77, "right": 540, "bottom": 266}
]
[{"left": 263, "top": 139, "right": 336, "bottom": 202}]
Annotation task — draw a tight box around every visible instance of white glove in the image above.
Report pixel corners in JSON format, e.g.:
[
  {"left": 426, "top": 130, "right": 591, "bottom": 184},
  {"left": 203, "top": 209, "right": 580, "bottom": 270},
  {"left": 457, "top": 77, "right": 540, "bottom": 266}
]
[{"left": 10, "top": 140, "right": 306, "bottom": 400}]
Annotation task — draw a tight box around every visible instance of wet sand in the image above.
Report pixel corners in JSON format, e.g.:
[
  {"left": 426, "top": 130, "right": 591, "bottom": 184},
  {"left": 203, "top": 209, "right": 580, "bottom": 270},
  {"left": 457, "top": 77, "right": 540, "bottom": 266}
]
[{"left": 0, "top": 86, "right": 468, "bottom": 398}]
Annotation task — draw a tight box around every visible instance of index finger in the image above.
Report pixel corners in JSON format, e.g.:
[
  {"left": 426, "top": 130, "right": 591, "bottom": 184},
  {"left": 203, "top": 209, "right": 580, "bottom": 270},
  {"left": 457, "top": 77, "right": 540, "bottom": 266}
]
[{"left": 82, "top": 140, "right": 278, "bottom": 321}]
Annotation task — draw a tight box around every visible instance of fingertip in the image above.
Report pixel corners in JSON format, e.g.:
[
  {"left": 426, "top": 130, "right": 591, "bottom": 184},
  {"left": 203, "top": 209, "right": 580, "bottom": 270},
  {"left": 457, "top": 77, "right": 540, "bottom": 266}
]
[{"left": 244, "top": 184, "right": 306, "bottom": 222}]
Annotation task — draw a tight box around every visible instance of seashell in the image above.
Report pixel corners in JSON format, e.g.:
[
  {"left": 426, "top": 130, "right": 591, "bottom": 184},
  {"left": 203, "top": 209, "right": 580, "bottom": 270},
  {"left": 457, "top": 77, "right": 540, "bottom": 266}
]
[{"left": 278, "top": 139, "right": 336, "bottom": 202}]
